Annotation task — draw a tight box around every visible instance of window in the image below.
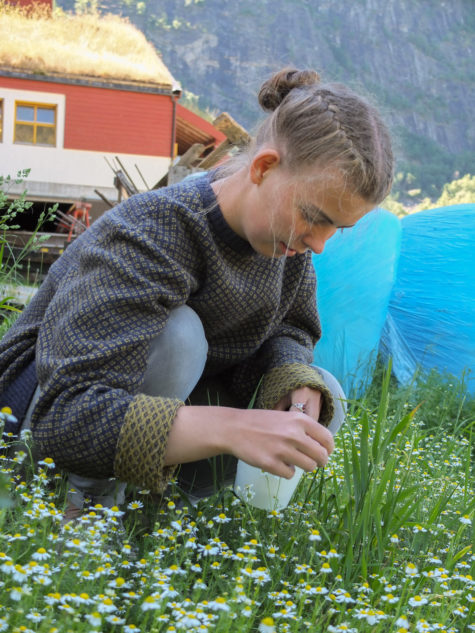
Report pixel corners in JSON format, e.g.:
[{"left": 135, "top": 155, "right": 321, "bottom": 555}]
[
  {"left": 0, "top": 99, "right": 3, "bottom": 142},
  {"left": 14, "top": 102, "right": 56, "bottom": 146}
]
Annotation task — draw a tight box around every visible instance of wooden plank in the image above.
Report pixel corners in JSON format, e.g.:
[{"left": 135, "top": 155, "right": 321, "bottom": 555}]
[
  {"left": 197, "top": 139, "right": 233, "bottom": 170},
  {"left": 212, "top": 112, "right": 250, "bottom": 145}
]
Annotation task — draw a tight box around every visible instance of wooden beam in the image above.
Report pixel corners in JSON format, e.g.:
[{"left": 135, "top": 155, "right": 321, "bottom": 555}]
[{"left": 212, "top": 112, "right": 250, "bottom": 145}]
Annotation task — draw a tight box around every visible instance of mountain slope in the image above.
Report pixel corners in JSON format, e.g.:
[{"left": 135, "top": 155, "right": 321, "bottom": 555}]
[{"left": 59, "top": 0, "right": 475, "bottom": 198}]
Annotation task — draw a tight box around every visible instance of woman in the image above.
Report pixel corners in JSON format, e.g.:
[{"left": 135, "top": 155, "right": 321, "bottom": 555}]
[{"left": 0, "top": 67, "right": 393, "bottom": 514}]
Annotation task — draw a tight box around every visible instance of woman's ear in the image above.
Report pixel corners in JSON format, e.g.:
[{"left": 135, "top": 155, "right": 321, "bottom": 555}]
[{"left": 250, "top": 149, "right": 281, "bottom": 184}]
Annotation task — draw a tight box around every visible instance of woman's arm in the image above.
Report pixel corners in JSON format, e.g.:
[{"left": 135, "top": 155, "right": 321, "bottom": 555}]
[{"left": 163, "top": 402, "right": 334, "bottom": 479}]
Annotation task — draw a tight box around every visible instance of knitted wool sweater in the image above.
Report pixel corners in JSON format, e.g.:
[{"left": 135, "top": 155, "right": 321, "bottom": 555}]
[{"left": 0, "top": 174, "right": 334, "bottom": 492}]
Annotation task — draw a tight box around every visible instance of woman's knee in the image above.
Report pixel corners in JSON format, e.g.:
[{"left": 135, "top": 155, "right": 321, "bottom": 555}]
[
  {"left": 313, "top": 366, "right": 347, "bottom": 436},
  {"left": 141, "top": 305, "right": 208, "bottom": 401}
]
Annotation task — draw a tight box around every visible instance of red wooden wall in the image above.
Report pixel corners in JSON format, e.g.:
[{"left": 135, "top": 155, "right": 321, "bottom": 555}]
[
  {"left": 1, "top": 76, "right": 173, "bottom": 157},
  {"left": 7, "top": 0, "right": 52, "bottom": 8}
]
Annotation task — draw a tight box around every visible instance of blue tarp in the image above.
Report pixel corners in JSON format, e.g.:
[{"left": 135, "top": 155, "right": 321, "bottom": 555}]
[
  {"left": 312, "top": 208, "right": 401, "bottom": 398},
  {"left": 313, "top": 203, "right": 475, "bottom": 398},
  {"left": 380, "top": 204, "right": 475, "bottom": 394}
]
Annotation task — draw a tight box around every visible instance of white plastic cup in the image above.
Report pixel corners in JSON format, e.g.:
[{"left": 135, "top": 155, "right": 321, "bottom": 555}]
[{"left": 233, "top": 460, "right": 304, "bottom": 511}]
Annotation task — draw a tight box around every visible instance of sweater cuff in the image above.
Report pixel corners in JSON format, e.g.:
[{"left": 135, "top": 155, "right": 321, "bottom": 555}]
[
  {"left": 114, "top": 393, "right": 183, "bottom": 493},
  {"left": 256, "top": 363, "right": 335, "bottom": 426}
]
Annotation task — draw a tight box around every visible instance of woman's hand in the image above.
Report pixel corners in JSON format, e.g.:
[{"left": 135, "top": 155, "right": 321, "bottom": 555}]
[
  {"left": 273, "top": 385, "right": 323, "bottom": 422},
  {"left": 164, "top": 402, "right": 334, "bottom": 479}
]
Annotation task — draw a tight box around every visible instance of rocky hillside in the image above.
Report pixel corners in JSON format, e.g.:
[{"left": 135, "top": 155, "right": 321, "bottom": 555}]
[{"left": 61, "top": 0, "right": 474, "bottom": 199}]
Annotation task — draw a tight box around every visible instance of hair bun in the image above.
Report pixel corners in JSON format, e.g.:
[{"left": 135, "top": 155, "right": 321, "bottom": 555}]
[{"left": 258, "top": 67, "right": 320, "bottom": 112}]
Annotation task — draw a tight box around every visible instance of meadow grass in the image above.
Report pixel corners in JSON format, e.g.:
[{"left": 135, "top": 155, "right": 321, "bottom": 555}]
[{"left": 0, "top": 364, "right": 473, "bottom": 633}]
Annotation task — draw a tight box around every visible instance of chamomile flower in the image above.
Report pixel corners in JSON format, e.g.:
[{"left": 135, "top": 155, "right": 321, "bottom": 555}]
[
  {"left": 31, "top": 547, "right": 50, "bottom": 561},
  {"left": 405, "top": 562, "right": 419, "bottom": 577},
  {"left": 141, "top": 596, "right": 161, "bottom": 611},
  {"left": 207, "top": 597, "right": 230, "bottom": 611},
  {"left": 381, "top": 592, "right": 399, "bottom": 603},
  {"left": 97, "top": 597, "right": 117, "bottom": 613},
  {"left": 213, "top": 512, "right": 231, "bottom": 523},
  {"left": 26, "top": 611, "right": 44, "bottom": 623},
  {"left": 106, "top": 615, "right": 125, "bottom": 625},
  {"left": 127, "top": 500, "right": 144, "bottom": 510},
  {"left": 85, "top": 612, "right": 102, "bottom": 626},
  {"left": 309, "top": 529, "right": 321, "bottom": 541},
  {"left": 396, "top": 616, "right": 410, "bottom": 629},
  {"left": 352, "top": 608, "right": 388, "bottom": 624},
  {"left": 409, "top": 595, "right": 429, "bottom": 607},
  {"left": 258, "top": 617, "right": 276, "bottom": 633}
]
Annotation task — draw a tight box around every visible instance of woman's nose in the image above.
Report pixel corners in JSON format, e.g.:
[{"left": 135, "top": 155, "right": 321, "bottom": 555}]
[{"left": 303, "top": 225, "right": 337, "bottom": 254}]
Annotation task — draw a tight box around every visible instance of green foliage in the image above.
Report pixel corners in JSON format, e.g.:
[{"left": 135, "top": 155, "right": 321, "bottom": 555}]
[
  {"left": 365, "top": 359, "right": 475, "bottom": 437},
  {"left": 0, "top": 170, "right": 57, "bottom": 323},
  {"left": 384, "top": 172, "right": 475, "bottom": 215},
  {"left": 74, "top": 0, "right": 98, "bottom": 14},
  {"left": 437, "top": 173, "right": 475, "bottom": 207},
  {"left": 180, "top": 90, "right": 218, "bottom": 122},
  {"left": 381, "top": 191, "right": 406, "bottom": 216}
]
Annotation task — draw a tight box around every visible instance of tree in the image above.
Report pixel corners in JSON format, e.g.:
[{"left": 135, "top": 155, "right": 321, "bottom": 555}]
[{"left": 436, "top": 173, "right": 475, "bottom": 207}]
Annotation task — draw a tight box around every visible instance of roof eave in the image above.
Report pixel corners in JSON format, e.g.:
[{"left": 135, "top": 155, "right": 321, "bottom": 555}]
[{"left": 0, "top": 67, "right": 175, "bottom": 95}]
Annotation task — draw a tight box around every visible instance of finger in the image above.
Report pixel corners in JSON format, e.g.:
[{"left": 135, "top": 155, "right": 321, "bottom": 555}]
[
  {"left": 262, "top": 459, "right": 297, "bottom": 480},
  {"left": 303, "top": 393, "right": 322, "bottom": 422},
  {"left": 294, "top": 439, "right": 329, "bottom": 469},
  {"left": 303, "top": 418, "right": 334, "bottom": 456}
]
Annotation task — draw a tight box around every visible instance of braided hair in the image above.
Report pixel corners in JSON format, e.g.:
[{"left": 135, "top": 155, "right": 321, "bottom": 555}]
[{"left": 218, "top": 67, "right": 394, "bottom": 206}]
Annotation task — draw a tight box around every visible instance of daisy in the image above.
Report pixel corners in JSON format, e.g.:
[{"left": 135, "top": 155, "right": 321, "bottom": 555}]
[
  {"left": 409, "top": 595, "right": 429, "bottom": 607},
  {"left": 352, "top": 608, "right": 387, "bottom": 624},
  {"left": 258, "top": 617, "right": 276, "bottom": 633},
  {"left": 31, "top": 547, "right": 50, "bottom": 561},
  {"left": 127, "top": 500, "right": 144, "bottom": 510},
  {"left": 85, "top": 612, "right": 102, "bottom": 626},
  {"left": 213, "top": 513, "right": 231, "bottom": 524},
  {"left": 207, "top": 597, "right": 230, "bottom": 611},
  {"left": 405, "top": 562, "right": 419, "bottom": 577}
]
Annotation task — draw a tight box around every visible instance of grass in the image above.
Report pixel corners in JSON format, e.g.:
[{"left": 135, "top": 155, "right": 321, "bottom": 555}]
[
  {"left": 0, "top": 363, "right": 473, "bottom": 632},
  {"left": 0, "top": 170, "right": 56, "bottom": 335},
  {"left": 0, "top": 2, "right": 173, "bottom": 87}
]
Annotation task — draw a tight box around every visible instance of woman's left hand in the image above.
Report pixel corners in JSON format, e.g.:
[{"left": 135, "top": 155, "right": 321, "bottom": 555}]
[{"left": 273, "top": 386, "right": 322, "bottom": 422}]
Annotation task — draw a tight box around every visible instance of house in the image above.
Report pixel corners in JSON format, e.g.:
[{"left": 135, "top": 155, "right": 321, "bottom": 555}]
[{"left": 0, "top": 3, "right": 225, "bottom": 223}]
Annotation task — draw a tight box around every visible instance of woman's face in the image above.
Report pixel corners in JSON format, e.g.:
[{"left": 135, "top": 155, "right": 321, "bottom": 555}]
[{"left": 240, "top": 155, "right": 375, "bottom": 258}]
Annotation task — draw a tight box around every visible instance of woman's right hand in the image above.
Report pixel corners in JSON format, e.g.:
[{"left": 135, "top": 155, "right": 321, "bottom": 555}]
[{"left": 164, "top": 405, "right": 334, "bottom": 479}]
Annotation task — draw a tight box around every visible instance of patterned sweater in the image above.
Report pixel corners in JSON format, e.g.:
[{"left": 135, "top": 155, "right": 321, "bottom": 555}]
[{"left": 0, "top": 174, "right": 334, "bottom": 492}]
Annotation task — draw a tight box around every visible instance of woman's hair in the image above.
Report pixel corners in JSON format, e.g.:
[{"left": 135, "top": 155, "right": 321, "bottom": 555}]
[{"left": 217, "top": 67, "right": 394, "bottom": 205}]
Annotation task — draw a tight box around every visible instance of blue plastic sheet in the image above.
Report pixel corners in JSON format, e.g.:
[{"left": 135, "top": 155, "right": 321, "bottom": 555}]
[
  {"left": 312, "top": 208, "right": 401, "bottom": 398},
  {"left": 380, "top": 204, "right": 475, "bottom": 394}
]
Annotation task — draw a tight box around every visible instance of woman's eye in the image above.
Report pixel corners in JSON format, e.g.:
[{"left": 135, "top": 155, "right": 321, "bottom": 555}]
[{"left": 301, "top": 208, "right": 327, "bottom": 226}]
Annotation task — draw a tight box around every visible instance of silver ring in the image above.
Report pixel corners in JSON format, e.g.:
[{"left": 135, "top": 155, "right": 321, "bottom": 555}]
[{"left": 290, "top": 402, "right": 306, "bottom": 413}]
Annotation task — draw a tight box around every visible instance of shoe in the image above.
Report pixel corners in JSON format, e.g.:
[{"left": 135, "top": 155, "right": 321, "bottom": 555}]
[{"left": 61, "top": 501, "right": 83, "bottom": 526}]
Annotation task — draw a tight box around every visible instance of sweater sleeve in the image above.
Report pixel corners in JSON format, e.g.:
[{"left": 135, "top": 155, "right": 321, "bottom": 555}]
[
  {"left": 114, "top": 394, "right": 183, "bottom": 492},
  {"left": 31, "top": 194, "right": 197, "bottom": 492},
  {"left": 256, "top": 363, "right": 335, "bottom": 426}
]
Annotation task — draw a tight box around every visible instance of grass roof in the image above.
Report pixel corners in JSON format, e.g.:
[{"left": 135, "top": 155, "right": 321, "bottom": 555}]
[{"left": 0, "top": 3, "right": 175, "bottom": 89}]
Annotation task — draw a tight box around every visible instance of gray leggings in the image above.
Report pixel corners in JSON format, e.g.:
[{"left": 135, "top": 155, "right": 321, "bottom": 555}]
[{"left": 27, "top": 306, "right": 347, "bottom": 508}]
